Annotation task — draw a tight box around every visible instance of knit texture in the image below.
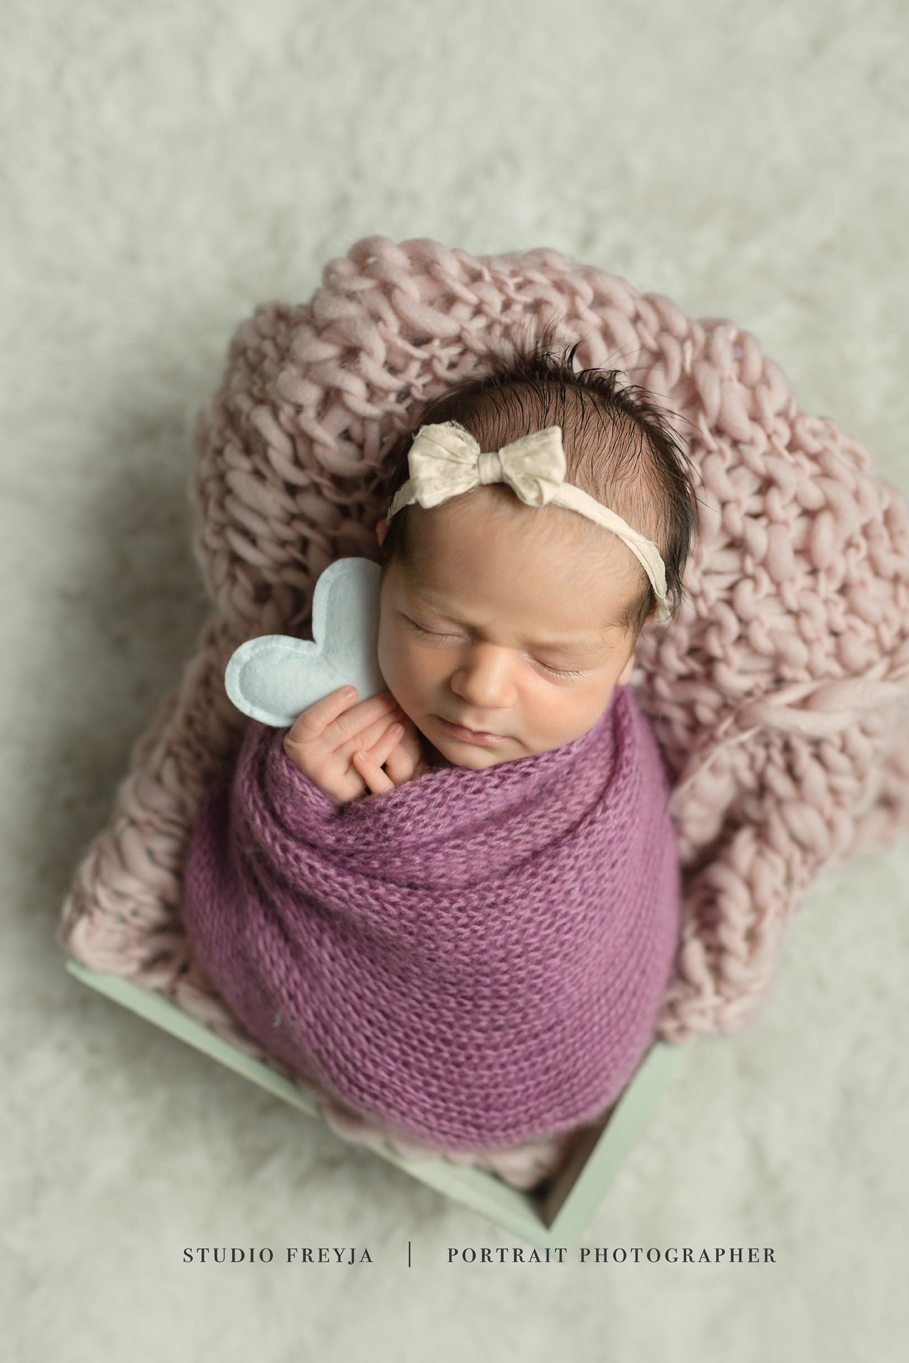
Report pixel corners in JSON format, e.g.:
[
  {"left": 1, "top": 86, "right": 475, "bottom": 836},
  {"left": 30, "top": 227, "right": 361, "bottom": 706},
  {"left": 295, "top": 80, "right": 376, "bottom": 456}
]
[
  {"left": 182, "top": 688, "right": 679, "bottom": 1151},
  {"left": 59, "top": 236, "right": 909, "bottom": 1051}
]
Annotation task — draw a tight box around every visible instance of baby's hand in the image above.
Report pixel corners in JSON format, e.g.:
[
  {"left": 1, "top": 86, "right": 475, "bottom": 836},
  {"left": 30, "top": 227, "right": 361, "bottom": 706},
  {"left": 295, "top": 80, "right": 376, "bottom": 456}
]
[{"left": 283, "top": 687, "right": 423, "bottom": 804}]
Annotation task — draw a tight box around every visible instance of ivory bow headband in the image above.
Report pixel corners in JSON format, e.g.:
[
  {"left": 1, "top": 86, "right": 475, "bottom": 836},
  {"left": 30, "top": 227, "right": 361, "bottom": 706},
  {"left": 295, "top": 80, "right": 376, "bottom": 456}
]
[{"left": 387, "top": 422, "right": 671, "bottom": 623}]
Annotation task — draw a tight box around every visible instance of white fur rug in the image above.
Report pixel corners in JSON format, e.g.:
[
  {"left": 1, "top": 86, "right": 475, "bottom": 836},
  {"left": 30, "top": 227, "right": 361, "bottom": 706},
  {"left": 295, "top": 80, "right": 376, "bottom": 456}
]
[{"left": 3, "top": 2, "right": 908, "bottom": 1359}]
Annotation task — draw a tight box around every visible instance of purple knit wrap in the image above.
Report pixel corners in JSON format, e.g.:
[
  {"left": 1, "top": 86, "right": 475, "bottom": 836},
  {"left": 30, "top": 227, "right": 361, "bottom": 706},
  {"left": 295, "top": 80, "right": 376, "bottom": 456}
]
[{"left": 183, "top": 687, "right": 680, "bottom": 1151}]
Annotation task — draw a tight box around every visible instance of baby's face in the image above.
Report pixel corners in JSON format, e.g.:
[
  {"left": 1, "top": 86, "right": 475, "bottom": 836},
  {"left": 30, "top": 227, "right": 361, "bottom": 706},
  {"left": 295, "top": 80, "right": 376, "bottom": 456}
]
[{"left": 376, "top": 490, "right": 643, "bottom": 770}]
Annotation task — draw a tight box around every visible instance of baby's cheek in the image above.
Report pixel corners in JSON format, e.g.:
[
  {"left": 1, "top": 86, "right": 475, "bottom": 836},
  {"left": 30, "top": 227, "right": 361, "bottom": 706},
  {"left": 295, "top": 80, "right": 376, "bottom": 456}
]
[
  {"left": 531, "top": 683, "right": 613, "bottom": 750},
  {"left": 376, "top": 618, "right": 405, "bottom": 696},
  {"left": 377, "top": 634, "right": 424, "bottom": 715}
]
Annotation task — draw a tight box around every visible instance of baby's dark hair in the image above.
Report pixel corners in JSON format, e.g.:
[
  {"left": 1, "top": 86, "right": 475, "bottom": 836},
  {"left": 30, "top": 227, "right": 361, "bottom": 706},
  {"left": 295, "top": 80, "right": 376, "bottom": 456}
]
[{"left": 379, "top": 344, "right": 698, "bottom": 635}]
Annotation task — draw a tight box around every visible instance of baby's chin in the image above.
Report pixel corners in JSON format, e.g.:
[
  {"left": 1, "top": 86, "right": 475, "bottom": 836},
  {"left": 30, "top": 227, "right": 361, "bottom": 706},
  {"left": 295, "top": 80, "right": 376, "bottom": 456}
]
[{"left": 440, "top": 745, "right": 514, "bottom": 771}]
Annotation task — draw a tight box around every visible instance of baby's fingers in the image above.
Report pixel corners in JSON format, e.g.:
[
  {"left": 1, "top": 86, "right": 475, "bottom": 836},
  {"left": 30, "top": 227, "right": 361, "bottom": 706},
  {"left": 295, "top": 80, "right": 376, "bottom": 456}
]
[
  {"left": 286, "top": 686, "right": 358, "bottom": 746},
  {"left": 383, "top": 745, "right": 416, "bottom": 785},
  {"left": 365, "top": 721, "right": 405, "bottom": 772},
  {"left": 352, "top": 741, "right": 399, "bottom": 796},
  {"left": 383, "top": 714, "right": 423, "bottom": 785}
]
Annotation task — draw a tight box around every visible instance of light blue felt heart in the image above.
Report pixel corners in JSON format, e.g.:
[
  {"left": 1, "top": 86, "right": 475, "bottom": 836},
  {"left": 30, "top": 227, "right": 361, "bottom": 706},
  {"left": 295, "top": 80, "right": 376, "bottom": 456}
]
[{"left": 224, "top": 557, "right": 385, "bottom": 728}]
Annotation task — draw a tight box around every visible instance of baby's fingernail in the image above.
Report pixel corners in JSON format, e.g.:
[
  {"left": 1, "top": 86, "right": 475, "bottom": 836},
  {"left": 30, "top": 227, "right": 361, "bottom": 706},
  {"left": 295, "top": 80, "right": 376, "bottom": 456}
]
[
  {"left": 390, "top": 724, "right": 403, "bottom": 737},
  {"left": 343, "top": 687, "right": 357, "bottom": 698}
]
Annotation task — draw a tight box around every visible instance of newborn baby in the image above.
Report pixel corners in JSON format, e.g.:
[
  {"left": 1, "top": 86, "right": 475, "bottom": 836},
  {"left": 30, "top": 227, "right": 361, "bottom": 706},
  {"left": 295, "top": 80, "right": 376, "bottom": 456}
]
[{"left": 183, "top": 347, "right": 697, "bottom": 1183}]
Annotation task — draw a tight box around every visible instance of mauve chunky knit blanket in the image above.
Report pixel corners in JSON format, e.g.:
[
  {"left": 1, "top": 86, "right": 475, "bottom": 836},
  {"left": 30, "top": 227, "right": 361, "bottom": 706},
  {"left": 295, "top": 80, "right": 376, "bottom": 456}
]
[
  {"left": 60, "top": 236, "right": 909, "bottom": 1059},
  {"left": 182, "top": 688, "right": 680, "bottom": 1150}
]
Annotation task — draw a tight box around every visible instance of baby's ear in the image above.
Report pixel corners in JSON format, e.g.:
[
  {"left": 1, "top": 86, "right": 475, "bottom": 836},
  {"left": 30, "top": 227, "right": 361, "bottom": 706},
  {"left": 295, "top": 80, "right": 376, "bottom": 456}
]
[
  {"left": 376, "top": 517, "right": 388, "bottom": 548},
  {"left": 617, "top": 651, "right": 635, "bottom": 686}
]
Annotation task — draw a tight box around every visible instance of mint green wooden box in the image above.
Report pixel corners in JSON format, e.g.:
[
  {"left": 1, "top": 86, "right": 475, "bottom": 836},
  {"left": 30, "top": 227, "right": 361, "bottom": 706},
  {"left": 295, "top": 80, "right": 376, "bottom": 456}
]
[{"left": 66, "top": 960, "right": 682, "bottom": 1248}]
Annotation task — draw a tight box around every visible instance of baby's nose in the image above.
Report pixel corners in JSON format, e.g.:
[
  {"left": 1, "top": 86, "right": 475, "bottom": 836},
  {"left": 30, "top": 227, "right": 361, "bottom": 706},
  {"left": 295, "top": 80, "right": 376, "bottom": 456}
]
[{"left": 450, "top": 645, "right": 516, "bottom": 709}]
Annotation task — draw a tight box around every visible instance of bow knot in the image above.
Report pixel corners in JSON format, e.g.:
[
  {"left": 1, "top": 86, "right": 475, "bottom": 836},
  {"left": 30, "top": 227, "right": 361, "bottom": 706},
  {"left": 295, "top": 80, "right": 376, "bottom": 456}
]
[{"left": 476, "top": 449, "right": 504, "bottom": 486}]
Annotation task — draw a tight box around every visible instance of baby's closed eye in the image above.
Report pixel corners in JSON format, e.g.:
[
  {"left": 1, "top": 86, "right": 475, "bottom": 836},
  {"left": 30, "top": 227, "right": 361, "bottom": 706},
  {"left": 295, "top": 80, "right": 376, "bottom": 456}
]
[
  {"left": 407, "top": 619, "right": 461, "bottom": 641},
  {"left": 533, "top": 660, "right": 583, "bottom": 678},
  {"left": 407, "top": 616, "right": 585, "bottom": 679}
]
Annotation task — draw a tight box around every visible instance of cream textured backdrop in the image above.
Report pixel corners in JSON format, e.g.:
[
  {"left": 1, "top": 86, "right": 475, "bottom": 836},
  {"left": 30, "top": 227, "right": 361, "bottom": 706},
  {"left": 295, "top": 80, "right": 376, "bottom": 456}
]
[{"left": 2, "top": 2, "right": 907, "bottom": 1360}]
